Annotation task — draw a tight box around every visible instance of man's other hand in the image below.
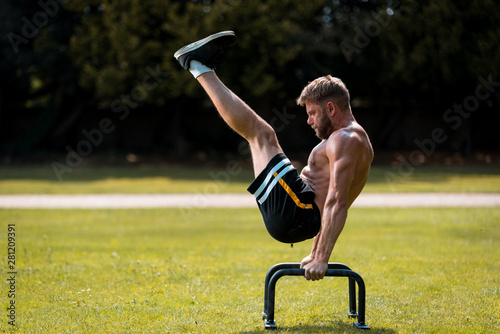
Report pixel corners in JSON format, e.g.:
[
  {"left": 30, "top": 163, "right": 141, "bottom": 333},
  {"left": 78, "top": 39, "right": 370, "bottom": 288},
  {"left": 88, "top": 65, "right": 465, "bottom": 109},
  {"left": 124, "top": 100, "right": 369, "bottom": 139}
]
[
  {"left": 301, "top": 259, "right": 328, "bottom": 281},
  {"left": 300, "top": 254, "right": 314, "bottom": 268}
]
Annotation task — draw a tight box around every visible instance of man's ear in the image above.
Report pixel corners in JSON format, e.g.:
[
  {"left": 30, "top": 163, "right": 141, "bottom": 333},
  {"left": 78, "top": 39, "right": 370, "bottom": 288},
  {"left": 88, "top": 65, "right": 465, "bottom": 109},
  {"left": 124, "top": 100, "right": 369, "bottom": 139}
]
[{"left": 326, "top": 101, "right": 336, "bottom": 116}]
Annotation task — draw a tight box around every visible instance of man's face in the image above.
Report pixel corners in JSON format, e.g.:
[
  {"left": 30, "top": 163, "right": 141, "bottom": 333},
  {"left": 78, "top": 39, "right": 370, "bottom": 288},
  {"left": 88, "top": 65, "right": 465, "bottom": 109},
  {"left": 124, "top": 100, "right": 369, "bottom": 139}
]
[{"left": 306, "top": 103, "right": 333, "bottom": 140}]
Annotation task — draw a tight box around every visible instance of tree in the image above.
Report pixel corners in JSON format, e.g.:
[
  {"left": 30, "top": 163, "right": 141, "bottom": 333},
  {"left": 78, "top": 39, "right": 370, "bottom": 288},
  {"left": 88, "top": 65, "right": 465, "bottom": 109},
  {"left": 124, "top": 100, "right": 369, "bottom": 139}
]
[
  {"left": 376, "top": 0, "right": 500, "bottom": 153},
  {"left": 0, "top": 0, "right": 83, "bottom": 156},
  {"left": 1, "top": 0, "right": 498, "bottom": 160},
  {"left": 65, "top": 0, "right": 328, "bottom": 156}
]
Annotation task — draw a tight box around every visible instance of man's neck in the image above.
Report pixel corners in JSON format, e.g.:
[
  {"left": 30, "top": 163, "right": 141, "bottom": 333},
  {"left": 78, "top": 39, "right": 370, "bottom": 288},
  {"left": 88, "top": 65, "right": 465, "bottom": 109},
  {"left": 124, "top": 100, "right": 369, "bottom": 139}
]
[{"left": 332, "top": 111, "right": 355, "bottom": 132}]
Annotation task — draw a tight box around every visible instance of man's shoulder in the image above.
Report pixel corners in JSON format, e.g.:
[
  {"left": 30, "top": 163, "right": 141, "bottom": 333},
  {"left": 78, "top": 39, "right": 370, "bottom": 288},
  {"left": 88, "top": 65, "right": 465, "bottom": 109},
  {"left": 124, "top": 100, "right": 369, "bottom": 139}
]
[
  {"left": 325, "top": 123, "right": 372, "bottom": 160},
  {"left": 327, "top": 125, "right": 360, "bottom": 146}
]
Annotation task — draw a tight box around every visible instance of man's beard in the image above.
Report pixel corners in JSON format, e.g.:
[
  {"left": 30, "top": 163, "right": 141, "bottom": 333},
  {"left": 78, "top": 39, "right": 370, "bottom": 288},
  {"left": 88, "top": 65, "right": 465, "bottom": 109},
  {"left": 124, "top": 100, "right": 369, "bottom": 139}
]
[{"left": 316, "top": 111, "right": 333, "bottom": 140}]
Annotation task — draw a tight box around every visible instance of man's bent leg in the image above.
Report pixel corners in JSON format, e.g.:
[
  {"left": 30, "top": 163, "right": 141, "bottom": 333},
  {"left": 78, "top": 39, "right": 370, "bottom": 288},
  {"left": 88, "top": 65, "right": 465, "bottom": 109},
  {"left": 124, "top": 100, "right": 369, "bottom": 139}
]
[{"left": 197, "top": 72, "right": 282, "bottom": 176}]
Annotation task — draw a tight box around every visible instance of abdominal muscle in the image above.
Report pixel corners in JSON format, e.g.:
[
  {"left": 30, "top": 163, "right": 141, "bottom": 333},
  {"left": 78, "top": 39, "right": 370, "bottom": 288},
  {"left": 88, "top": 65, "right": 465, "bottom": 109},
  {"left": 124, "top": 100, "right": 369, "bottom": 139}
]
[
  {"left": 300, "top": 167, "right": 329, "bottom": 215},
  {"left": 300, "top": 141, "right": 331, "bottom": 215}
]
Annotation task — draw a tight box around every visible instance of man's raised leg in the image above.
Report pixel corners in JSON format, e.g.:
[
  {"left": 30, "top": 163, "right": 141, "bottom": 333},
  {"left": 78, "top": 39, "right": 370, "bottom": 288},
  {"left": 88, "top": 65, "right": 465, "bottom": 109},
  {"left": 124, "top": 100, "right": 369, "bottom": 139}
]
[
  {"left": 174, "top": 31, "right": 282, "bottom": 176},
  {"left": 196, "top": 72, "right": 282, "bottom": 176}
]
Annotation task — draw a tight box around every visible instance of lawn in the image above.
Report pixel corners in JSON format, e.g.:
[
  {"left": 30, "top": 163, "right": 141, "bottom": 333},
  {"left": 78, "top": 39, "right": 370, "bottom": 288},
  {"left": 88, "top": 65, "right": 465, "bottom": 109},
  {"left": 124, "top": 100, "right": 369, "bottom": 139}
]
[
  {"left": 0, "top": 164, "right": 499, "bottom": 194},
  {"left": 1, "top": 207, "right": 499, "bottom": 333}
]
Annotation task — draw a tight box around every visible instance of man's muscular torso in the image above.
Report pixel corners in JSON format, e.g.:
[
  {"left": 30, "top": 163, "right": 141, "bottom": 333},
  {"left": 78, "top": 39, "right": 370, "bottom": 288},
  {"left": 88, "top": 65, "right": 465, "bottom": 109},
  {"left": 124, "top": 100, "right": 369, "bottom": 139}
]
[{"left": 300, "top": 121, "right": 373, "bottom": 214}]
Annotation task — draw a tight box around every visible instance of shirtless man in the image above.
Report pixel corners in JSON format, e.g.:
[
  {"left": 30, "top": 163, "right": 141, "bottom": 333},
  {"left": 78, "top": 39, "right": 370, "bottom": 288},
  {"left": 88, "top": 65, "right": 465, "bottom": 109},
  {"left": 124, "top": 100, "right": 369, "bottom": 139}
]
[{"left": 174, "top": 31, "right": 373, "bottom": 281}]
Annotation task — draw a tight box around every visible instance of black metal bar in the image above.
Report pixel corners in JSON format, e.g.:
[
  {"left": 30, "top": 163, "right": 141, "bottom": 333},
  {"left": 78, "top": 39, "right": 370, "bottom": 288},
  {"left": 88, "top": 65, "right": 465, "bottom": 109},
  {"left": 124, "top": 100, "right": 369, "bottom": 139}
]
[
  {"left": 348, "top": 277, "right": 358, "bottom": 318},
  {"left": 326, "top": 269, "right": 369, "bottom": 329},
  {"left": 263, "top": 263, "right": 300, "bottom": 320},
  {"left": 262, "top": 263, "right": 369, "bottom": 330},
  {"left": 263, "top": 263, "right": 352, "bottom": 320}
]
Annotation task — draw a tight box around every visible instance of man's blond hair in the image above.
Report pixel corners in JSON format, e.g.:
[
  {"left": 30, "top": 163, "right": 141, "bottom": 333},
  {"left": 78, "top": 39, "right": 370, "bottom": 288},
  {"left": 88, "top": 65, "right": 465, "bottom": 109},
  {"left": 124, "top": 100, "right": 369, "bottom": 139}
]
[{"left": 296, "top": 75, "right": 351, "bottom": 112}]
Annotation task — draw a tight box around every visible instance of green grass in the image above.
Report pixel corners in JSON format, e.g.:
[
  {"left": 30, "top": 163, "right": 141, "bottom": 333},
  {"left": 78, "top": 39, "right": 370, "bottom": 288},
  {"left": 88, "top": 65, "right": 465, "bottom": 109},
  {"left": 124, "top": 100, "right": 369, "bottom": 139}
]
[
  {"left": 368, "top": 164, "right": 500, "bottom": 193},
  {"left": 0, "top": 164, "right": 499, "bottom": 194},
  {"left": 1, "top": 207, "right": 499, "bottom": 333},
  {"left": 0, "top": 165, "right": 254, "bottom": 194}
]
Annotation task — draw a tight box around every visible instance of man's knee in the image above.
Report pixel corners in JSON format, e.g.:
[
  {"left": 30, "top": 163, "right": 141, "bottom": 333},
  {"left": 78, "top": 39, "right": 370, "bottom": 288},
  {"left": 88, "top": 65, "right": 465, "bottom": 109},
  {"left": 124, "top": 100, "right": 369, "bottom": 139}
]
[{"left": 253, "top": 122, "right": 279, "bottom": 149}]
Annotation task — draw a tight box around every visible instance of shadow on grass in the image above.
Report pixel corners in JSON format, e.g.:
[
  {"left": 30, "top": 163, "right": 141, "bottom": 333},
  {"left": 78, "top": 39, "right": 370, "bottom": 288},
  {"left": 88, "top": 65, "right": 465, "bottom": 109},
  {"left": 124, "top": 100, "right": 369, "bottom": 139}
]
[{"left": 240, "top": 320, "right": 396, "bottom": 333}]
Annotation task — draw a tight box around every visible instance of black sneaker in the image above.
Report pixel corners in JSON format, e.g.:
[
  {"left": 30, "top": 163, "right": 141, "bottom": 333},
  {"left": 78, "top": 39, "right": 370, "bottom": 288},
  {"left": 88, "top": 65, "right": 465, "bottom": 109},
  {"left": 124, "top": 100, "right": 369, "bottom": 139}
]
[{"left": 174, "top": 31, "right": 236, "bottom": 70}]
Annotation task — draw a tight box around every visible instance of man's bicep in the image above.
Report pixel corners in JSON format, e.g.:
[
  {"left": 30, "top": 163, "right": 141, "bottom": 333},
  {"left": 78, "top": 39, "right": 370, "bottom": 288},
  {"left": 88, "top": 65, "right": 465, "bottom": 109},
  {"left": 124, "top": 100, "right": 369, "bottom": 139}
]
[{"left": 326, "top": 142, "right": 357, "bottom": 203}]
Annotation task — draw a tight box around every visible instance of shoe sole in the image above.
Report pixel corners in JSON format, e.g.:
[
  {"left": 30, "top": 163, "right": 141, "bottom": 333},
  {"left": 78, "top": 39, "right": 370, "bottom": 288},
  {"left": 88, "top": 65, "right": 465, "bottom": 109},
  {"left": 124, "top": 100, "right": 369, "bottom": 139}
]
[{"left": 174, "top": 31, "right": 236, "bottom": 59}]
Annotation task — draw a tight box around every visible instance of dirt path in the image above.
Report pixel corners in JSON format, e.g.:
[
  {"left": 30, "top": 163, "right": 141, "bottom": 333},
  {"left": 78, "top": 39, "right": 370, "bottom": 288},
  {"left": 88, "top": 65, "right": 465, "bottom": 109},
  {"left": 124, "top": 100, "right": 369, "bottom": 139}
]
[{"left": 0, "top": 193, "right": 499, "bottom": 209}]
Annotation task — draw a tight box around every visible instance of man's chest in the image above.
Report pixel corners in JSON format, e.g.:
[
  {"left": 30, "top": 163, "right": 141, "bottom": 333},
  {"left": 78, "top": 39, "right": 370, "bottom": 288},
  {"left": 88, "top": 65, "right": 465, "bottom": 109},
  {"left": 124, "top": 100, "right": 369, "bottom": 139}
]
[{"left": 307, "top": 141, "right": 329, "bottom": 170}]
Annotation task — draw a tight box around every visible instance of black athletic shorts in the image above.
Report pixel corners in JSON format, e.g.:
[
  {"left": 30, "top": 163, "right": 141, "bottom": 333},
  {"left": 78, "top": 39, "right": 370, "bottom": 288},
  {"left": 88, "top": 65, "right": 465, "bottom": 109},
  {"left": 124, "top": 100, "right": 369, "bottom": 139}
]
[{"left": 247, "top": 153, "right": 321, "bottom": 244}]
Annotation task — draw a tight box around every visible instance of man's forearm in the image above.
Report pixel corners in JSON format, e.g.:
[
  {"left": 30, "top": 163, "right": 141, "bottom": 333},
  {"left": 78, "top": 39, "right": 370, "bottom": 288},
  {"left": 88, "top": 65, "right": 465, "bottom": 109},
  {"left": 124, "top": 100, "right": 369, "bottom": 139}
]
[
  {"left": 314, "top": 203, "right": 348, "bottom": 262},
  {"left": 310, "top": 234, "right": 320, "bottom": 257}
]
